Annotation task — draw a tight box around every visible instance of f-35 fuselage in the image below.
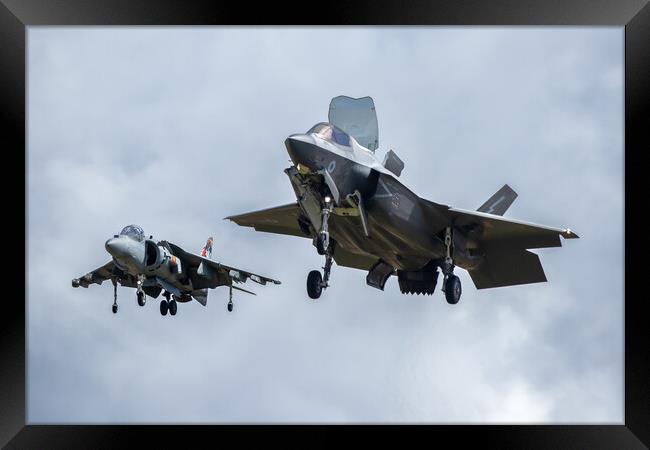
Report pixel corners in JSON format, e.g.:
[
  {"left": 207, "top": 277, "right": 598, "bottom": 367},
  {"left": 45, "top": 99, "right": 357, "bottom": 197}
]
[
  {"left": 228, "top": 96, "right": 577, "bottom": 302},
  {"left": 284, "top": 130, "right": 475, "bottom": 274}
]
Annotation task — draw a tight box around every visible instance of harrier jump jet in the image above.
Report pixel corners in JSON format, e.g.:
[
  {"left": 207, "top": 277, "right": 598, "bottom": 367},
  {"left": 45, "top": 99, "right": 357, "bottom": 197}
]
[
  {"left": 72, "top": 225, "right": 280, "bottom": 315},
  {"left": 227, "top": 96, "right": 578, "bottom": 304}
]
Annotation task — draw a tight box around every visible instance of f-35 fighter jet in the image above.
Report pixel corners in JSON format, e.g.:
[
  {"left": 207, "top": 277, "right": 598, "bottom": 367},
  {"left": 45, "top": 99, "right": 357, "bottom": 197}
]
[
  {"left": 72, "top": 224, "right": 281, "bottom": 315},
  {"left": 227, "top": 96, "right": 578, "bottom": 304}
]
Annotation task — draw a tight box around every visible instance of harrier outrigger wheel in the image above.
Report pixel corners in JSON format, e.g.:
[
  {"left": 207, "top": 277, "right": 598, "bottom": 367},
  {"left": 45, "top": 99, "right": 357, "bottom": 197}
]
[
  {"left": 112, "top": 281, "right": 118, "bottom": 314},
  {"left": 227, "top": 285, "right": 234, "bottom": 312}
]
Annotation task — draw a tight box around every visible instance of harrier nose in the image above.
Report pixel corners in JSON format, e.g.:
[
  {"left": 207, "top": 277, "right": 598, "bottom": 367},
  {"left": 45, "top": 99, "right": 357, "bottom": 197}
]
[{"left": 105, "top": 237, "right": 129, "bottom": 258}]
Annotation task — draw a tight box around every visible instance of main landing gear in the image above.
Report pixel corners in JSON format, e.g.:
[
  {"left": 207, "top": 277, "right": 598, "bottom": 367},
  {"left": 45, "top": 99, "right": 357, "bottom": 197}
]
[
  {"left": 160, "top": 291, "right": 177, "bottom": 317},
  {"left": 308, "top": 197, "right": 334, "bottom": 299},
  {"left": 441, "top": 227, "right": 462, "bottom": 305}
]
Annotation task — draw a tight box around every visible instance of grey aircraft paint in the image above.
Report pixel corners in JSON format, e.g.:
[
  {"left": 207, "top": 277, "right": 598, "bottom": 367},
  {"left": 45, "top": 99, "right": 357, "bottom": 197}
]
[
  {"left": 227, "top": 96, "right": 578, "bottom": 303},
  {"left": 72, "top": 224, "right": 281, "bottom": 315}
]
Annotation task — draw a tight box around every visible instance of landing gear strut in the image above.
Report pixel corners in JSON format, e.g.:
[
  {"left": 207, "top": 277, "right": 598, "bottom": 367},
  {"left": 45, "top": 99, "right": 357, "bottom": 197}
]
[
  {"left": 112, "top": 280, "right": 118, "bottom": 314},
  {"left": 227, "top": 285, "right": 234, "bottom": 312},
  {"left": 441, "top": 227, "right": 462, "bottom": 305},
  {"left": 316, "top": 196, "right": 333, "bottom": 255},
  {"left": 136, "top": 275, "right": 146, "bottom": 306},
  {"left": 308, "top": 196, "right": 335, "bottom": 299}
]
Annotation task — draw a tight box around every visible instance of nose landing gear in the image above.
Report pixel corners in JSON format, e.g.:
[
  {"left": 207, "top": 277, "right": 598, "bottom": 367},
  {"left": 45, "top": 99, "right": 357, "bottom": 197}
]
[
  {"left": 137, "top": 290, "right": 146, "bottom": 307},
  {"left": 307, "top": 250, "right": 333, "bottom": 300},
  {"left": 316, "top": 196, "right": 333, "bottom": 255},
  {"left": 136, "top": 275, "right": 146, "bottom": 306},
  {"left": 308, "top": 196, "right": 335, "bottom": 299}
]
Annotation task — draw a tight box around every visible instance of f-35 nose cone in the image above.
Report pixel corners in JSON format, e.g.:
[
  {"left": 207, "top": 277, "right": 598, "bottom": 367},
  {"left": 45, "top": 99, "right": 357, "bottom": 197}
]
[
  {"left": 285, "top": 134, "right": 318, "bottom": 170},
  {"left": 105, "top": 237, "right": 129, "bottom": 258}
]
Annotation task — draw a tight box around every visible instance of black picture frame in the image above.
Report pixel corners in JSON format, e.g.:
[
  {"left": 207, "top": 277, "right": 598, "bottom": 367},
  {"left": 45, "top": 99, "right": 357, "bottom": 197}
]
[{"left": 4, "top": 0, "right": 648, "bottom": 448}]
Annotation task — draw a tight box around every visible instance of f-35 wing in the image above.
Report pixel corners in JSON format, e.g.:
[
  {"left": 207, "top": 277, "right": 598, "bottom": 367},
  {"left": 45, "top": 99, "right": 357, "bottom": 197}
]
[
  {"left": 447, "top": 207, "right": 579, "bottom": 249},
  {"left": 72, "top": 261, "right": 137, "bottom": 288},
  {"left": 162, "top": 241, "right": 281, "bottom": 287},
  {"left": 225, "top": 203, "right": 309, "bottom": 238}
]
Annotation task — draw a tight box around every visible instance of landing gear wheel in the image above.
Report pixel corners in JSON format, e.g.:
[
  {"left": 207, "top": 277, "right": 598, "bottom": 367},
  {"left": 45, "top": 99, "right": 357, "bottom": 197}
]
[
  {"left": 227, "top": 301, "right": 233, "bottom": 312},
  {"left": 137, "top": 291, "right": 146, "bottom": 306},
  {"left": 307, "top": 270, "right": 323, "bottom": 299},
  {"left": 169, "top": 299, "right": 177, "bottom": 316},
  {"left": 316, "top": 234, "right": 327, "bottom": 255},
  {"left": 445, "top": 275, "right": 462, "bottom": 304},
  {"left": 112, "top": 304, "right": 118, "bottom": 314},
  {"left": 160, "top": 300, "right": 169, "bottom": 316}
]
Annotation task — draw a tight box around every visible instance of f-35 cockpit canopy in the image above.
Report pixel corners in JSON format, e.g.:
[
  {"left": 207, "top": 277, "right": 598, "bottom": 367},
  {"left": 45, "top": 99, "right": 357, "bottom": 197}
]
[
  {"left": 119, "top": 224, "right": 145, "bottom": 242},
  {"left": 307, "top": 122, "right": 351, "bottom": 147},
  {"left": 328, "top": 96, "right": 379, "bottom": 152}
]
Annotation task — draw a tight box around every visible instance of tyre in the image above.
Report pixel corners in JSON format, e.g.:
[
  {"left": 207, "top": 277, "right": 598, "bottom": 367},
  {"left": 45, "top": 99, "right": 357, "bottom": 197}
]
[
  {"left": 137, "top": 291, "right": 146, "bottom": 307},
  {"left": 112, "top": 304, "right": 118, "bottom": 314},
  {"left": 227, "top": 302, "right": 233, "bottom": 312},
  {"left": 169, "top": 299, "right": 177, "bottom": 316},
  {"left": 445, "top": 275, "right": 462, "bottom": 305},
  {"left": 160, "top": 300, "right": 169, "bottom": 316},
  {"left": 307, "top": 270, "right": 323, "bottom": 299}
]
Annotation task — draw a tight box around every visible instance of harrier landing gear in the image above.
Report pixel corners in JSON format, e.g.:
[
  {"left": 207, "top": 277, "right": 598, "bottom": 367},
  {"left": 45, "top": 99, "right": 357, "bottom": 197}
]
[
  {"left": 136, "top": 290, "right": 146, "bottom": 307},
  {"left": 135, "top": 275, "right": 146, "bottom": 306},
  {"left": 441, "top": 227, "right": 462, "bottom": 305},
  {"left": 160, "top": 291, "right": 172, "bottom": 316},
  {"left": 227, "top": 285, "right": 234, "bottom": 312},
  {"left": 112, "top": 280, "right": 118, "bottom": 314}
]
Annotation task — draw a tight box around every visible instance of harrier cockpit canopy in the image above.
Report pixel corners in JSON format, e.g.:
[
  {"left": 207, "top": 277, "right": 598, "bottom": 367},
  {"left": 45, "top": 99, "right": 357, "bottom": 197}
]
[{"left": 120, "top": 224, "right": 144, "bottom": 242}]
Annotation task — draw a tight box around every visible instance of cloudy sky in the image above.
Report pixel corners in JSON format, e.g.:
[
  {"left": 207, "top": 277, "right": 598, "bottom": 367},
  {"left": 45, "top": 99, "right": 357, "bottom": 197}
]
[{"left": 27, "top": 27, "right": 623, "bottom": 423}]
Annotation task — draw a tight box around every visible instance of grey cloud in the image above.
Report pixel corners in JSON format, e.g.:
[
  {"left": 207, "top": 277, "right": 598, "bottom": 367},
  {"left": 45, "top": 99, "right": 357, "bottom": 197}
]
[{"left": 28, "top": 27, "right": 622, "bottom": 423}]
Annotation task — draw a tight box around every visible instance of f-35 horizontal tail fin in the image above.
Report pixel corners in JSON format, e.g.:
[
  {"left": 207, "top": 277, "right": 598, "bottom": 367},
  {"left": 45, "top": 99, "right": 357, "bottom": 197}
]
[
  {"left": 469, "top": 248, "right": 546, "bottom": 289},
  {"left": 477, "top": 184, "right": 518, "bottom": 216}
]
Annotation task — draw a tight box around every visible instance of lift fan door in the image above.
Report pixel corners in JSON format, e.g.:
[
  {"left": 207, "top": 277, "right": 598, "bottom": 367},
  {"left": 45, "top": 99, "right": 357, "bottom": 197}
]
[{"left": 328, "top": 96, "right": 379, "bottom": 152}]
